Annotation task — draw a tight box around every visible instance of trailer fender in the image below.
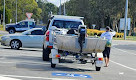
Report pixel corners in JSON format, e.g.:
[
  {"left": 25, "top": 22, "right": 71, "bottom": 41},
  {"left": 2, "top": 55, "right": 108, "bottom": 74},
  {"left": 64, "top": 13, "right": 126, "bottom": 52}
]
[
  {"left": 95, "top": 53, "right": 103, "bottom": 67},
  {"left": 51, "top": 49, "right": 59, "bottom": 64}
]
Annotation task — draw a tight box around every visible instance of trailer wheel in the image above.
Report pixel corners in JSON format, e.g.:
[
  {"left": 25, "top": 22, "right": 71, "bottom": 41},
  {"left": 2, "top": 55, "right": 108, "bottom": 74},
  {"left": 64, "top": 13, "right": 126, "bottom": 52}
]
[
  {"left": 42, "top": 47, "right": 51, "bottom": 61},
  {"left": 51, "top": 62, "right": 56, "bottom": 68},
  {"left": 96, "top": 67, "right": 101, "bottom": 71}
]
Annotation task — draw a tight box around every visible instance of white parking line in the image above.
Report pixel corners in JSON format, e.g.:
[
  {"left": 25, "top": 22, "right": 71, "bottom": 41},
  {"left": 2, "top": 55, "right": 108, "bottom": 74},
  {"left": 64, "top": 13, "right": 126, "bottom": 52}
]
[
  {"left": 113, "top": 47, "right": 136, "bottom": 56},
  {"left": 0, "top": 61, "right": 50, "bottom": 65},
  {"left": 110, "top": 60, "right": 136, "bottom": 72},
  {"left": 0, "top": 61, "right": 15, "bottom": 64},
  {"left": 0, "top": 76, "right": 21, "bottom": 80},
  {"left": 0, "top": 74, "right": 77, "bottom": 80}
]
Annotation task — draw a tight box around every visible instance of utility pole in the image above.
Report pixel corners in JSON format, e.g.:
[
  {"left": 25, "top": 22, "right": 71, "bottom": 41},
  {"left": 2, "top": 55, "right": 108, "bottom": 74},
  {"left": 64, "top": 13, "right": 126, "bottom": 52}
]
[
  {"left": 64, "top": 0, "right": 66, "bottom": 15},
  {"left": 59, "top": 0, "right": 61, "bottom": 15},
  {"left": 16, "top": 0, "right": 17, "bottom": 24},
  {"left": 124, "top": 0, "right": 128, "bottom": 40},
  {"left": 3, "top": 0, "right": 5, "bottom": 30}
]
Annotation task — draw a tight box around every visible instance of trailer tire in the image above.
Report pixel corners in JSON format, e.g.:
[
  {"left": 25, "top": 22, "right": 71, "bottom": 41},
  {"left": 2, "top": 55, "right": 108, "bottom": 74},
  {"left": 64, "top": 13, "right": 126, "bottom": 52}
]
[
  {"left": 42, "top": 47, "right": 51, "bottom": 61},
  {"left": 96, "top": 67, "right": 101, "bottom": 71},
  {"left": 51, "top": 62, "right": 56, "bottom": 68}
]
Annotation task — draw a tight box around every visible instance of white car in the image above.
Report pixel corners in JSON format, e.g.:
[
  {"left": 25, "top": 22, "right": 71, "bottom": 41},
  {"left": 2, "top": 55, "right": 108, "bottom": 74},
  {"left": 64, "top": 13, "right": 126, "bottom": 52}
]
[{"left": 1, "top": 28, "right": 45, "bottom": 49}]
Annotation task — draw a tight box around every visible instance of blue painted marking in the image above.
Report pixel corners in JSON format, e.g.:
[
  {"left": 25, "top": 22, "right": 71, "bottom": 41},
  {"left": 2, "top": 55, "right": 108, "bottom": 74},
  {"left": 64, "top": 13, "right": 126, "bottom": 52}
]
[{"left": 52, "top": 73, "right": 92, "bottom": 78}]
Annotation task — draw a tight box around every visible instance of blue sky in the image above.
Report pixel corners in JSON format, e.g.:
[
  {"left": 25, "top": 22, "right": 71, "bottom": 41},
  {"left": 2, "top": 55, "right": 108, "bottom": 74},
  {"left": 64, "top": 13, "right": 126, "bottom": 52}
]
[{"left": 47, "top": 0, "right": 68, "bottom": 7}]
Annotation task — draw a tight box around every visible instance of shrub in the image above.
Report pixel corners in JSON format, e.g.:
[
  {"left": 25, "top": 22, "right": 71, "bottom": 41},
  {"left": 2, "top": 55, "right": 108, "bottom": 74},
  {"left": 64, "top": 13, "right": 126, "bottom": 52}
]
[
  {"left": 87, "top": 29, "right": 105, "bottom": 36},
  {"left": 115, "top": 33, "right": 124, "bottom": 38},
  {"left": 87, "top": 29, "right": 124, "bottom": 38}
]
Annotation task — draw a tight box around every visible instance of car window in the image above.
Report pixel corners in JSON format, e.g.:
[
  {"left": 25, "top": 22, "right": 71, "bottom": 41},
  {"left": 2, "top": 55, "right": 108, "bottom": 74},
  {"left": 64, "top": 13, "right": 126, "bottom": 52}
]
[
  {"left": 20, "top": 22, "right": 25, "bottom": 25},
  {"left": 64, "top": 21, "right": 82, "bottom": 29},
  {"left": 52, "top": 20, "right": 82, "bottom": 29},
  {"left": 19, "top": 22, "right": 28, "bottom": 27},
  {"left": 31, "top": 30, "right": 44, "bottom": 35},
  {"left": 52, "top": 20, "right": 64, "bottom": 28},
  {"left": 29, "top": 21, "right": 35, "bottom": 28}
]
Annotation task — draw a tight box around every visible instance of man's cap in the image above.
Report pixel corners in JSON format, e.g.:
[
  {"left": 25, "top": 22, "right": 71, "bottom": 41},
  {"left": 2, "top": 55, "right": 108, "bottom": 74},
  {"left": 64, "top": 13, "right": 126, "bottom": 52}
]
[{"left": 106, "top": 26, "right": 110, "bottom": 30}]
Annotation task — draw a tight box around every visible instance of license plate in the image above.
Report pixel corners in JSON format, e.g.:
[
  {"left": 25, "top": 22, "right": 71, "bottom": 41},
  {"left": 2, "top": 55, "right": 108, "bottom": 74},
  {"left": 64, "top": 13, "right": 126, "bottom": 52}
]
[{"left": 96, "top": 61, "right": 103, "bottom": 64}]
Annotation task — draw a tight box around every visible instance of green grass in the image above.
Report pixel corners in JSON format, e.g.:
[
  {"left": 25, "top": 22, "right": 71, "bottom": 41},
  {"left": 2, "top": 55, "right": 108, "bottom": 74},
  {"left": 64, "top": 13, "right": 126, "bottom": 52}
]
[
  {"left": 0, "top": 25, "right": 4, "bottom": 31},
  {"left": 0, "top": 25, "right": 4, "bottom": 42},
  {"left": 0, "top": 34, "right": 2, "bottom": 37},
  {"left": 0, "top": 27, "right": 3, "bottom": 31},
  {"left": 113, "top": 36, "right": 136, "bottom": 41},
  {"left": 0, "top": 34, "right": 3, "bottom": 42}
]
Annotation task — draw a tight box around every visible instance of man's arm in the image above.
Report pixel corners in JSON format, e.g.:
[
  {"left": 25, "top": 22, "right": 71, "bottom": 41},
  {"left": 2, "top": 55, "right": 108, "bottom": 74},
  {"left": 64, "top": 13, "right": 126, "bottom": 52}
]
[
  {"left": 110, "top": 29, "right": 116, "bottom": 36},
  {"left": 100, "top": 33, "right": 105, "bottom": 38}
]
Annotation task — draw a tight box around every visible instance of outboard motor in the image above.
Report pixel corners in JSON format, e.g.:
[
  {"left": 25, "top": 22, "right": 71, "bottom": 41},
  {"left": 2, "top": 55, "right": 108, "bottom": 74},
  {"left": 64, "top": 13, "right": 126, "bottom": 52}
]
[{"left": 78, "top": 25, "right": 86, "bottom": 53}]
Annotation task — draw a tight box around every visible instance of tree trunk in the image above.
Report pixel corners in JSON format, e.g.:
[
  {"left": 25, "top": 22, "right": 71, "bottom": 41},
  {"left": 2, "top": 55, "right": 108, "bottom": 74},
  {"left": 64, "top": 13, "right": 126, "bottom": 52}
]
[
  {"left": 101, "top": 18, "right": 105, "bottom": 28},
  {"left": 132, "top": 17, "right": 135, "bottom": 35}
]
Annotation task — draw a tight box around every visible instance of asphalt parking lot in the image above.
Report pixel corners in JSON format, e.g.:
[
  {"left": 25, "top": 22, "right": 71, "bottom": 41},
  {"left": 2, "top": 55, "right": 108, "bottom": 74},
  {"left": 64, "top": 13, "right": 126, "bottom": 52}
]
[{"left": 0, "top": 40, "right": 136, "bottom": 80}]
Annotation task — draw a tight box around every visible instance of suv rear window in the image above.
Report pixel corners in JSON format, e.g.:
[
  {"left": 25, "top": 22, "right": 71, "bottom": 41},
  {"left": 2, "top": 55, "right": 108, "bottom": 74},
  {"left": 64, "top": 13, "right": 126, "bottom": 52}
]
[{"left": 52, "top": 20, "right": 82, "bottom": 29}]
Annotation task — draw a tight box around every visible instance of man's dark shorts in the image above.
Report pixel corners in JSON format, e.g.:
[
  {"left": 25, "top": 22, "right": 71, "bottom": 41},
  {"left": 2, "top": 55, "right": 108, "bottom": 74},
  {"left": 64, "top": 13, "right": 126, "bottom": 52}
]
[{"left": 103, "top": 47, "right": 111, "bottom": 58}]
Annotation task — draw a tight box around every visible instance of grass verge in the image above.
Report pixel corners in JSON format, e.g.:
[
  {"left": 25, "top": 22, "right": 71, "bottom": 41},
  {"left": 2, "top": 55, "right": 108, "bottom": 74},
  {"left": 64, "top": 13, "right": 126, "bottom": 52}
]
[
  {"left": 113, "top": 36, "right": 136, "bottom": 41},
  {"left": 0, "top": 34, "right": 3, "bottom": 42},
  {"left": 0, "top": 25, "right": 4, "bottom": 31}
]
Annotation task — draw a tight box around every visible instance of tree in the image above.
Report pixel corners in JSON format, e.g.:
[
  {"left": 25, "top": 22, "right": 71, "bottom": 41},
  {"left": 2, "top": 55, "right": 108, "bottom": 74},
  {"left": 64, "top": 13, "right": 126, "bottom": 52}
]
[
  {"left": 0, "top": 0, "right": 42, "bottom": 23},
  {"left": 37, "top": 0, "right": 58, "bottom": 24},
  {"left": 129, "top": 0, "right": 136, "bottom": 35},
  {"left": 65, "top": 0, "right": 127, "bottom": 30}
]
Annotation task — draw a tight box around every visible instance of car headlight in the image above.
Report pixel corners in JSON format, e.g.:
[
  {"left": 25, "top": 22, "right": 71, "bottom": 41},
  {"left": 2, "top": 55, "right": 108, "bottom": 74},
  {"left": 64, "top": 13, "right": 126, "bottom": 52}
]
[
  {"left": 1, "top": 36, "right": 9, "bottom": 40},
  {"left": 1, "top": 36, "right": 4, "bottom": 39},
  {"left": 5, "top": 25, "right": 8, "bottom": 28}
]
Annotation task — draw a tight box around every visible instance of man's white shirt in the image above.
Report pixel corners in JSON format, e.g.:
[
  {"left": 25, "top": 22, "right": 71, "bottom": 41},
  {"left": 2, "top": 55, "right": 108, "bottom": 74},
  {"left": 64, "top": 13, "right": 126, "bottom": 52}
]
[{"left": 100, "top": 31, "right": 116, "bottom": 41}]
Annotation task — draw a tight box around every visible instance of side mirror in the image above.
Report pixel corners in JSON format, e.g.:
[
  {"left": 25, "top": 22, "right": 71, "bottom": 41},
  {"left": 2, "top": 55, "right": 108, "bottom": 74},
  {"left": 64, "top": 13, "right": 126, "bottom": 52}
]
[{"left": 17, "top": 23, "right": 20, "bottom": 25}]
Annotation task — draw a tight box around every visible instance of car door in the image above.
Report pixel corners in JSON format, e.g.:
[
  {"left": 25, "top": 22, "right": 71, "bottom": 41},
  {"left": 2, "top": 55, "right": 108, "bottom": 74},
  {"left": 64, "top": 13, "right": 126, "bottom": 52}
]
[
  {"left": 28, "top": 21, "right": 35, "bottom": 29},
  {"left": 21, "top": 30, "right": 44, "bottom": 48},
  {"left": 16, "top": 21, "right": 29, "bottom": 31}
]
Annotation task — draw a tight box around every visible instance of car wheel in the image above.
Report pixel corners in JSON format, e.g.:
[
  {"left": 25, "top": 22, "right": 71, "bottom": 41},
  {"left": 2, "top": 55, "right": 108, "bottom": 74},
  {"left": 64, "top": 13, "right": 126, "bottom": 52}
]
[
  {"left": 10, "top": 40, "right": 21, "bottom": 50},
  {"left": 9, "top": 29, "right": 15, "bottom": 34},
  {"left": 43, "top": 47, "right": 51, "bottom": 61}
]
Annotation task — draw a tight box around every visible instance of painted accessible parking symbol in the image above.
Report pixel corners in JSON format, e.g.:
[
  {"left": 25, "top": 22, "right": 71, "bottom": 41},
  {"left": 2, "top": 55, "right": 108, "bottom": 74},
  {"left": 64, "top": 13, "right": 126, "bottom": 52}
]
[{"left": 52, "top": 73, "right": 92, "bottom": 78}]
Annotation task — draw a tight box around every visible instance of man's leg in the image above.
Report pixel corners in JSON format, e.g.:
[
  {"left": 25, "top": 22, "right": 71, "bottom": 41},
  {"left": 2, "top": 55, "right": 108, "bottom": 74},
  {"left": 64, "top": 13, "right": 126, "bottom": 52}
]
[
  {"left": 105, "top": 57, "right": 108, "bottom": 67},
  {"left": 107, "top": 58, "right": 109, "bottom": 66},
  {"left": 106, "top": 47, "right": 111, "bottom": 67},
  {"left": 103, "top": 47, "right": 107, "bottom": 67},
  {"left": 105, "top": 58, "right": 109, "bottom": 67}
]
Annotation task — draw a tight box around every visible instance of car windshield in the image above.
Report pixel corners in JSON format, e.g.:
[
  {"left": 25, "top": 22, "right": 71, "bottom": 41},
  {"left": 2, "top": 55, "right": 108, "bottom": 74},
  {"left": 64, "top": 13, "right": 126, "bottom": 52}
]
[{"left": 52, "top": 20, "right": 82, "bottom": 29}]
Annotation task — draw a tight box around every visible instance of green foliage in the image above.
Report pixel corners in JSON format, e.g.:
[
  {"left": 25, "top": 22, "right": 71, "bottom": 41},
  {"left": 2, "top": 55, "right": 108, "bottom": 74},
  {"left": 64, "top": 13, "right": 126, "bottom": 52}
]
[
  {"left": 37, "top": 0, "right": 58, "bottom": 24},
  {"left": 65, "top": 0, "right": 134, "bottom": 30},
  {"left": 0, "top": 0, "right": 58, "bottom": 24},
  {"left": 0, "top": 0, "right": 42, "bottom": 23}
]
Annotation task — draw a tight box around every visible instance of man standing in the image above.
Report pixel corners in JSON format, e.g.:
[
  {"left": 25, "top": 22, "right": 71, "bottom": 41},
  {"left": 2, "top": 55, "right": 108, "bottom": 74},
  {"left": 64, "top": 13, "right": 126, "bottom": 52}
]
[{"left": 101, "top": 27, "right": 116, "bottom": 67}]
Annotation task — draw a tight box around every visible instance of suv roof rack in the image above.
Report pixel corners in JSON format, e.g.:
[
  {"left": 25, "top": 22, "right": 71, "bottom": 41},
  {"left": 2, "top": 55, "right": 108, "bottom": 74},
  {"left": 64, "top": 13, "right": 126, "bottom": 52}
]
[{"left": 51, "top": 15, "right": 84, "bottom": 20}]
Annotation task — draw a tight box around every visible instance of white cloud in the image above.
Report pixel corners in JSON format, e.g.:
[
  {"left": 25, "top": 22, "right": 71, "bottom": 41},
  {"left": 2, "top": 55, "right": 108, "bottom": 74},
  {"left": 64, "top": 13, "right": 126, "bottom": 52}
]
[{"left": 47, "top": 0, "right": 69, "bottom": 7}]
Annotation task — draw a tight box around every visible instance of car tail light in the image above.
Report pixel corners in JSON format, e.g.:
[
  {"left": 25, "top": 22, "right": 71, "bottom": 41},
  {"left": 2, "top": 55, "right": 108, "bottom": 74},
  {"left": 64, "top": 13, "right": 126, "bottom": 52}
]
[
  {"left": 46, "top": 31, "right": 50, "bottom": 41},
  {"left": 56, "top": 54, "right": 61, "bottom": 58},
  {"left": 98, "top": 58, "right": 103, "bottom": 61},
  {"left": 47, "top": 46, "right": 53, "bottom": 49}
]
